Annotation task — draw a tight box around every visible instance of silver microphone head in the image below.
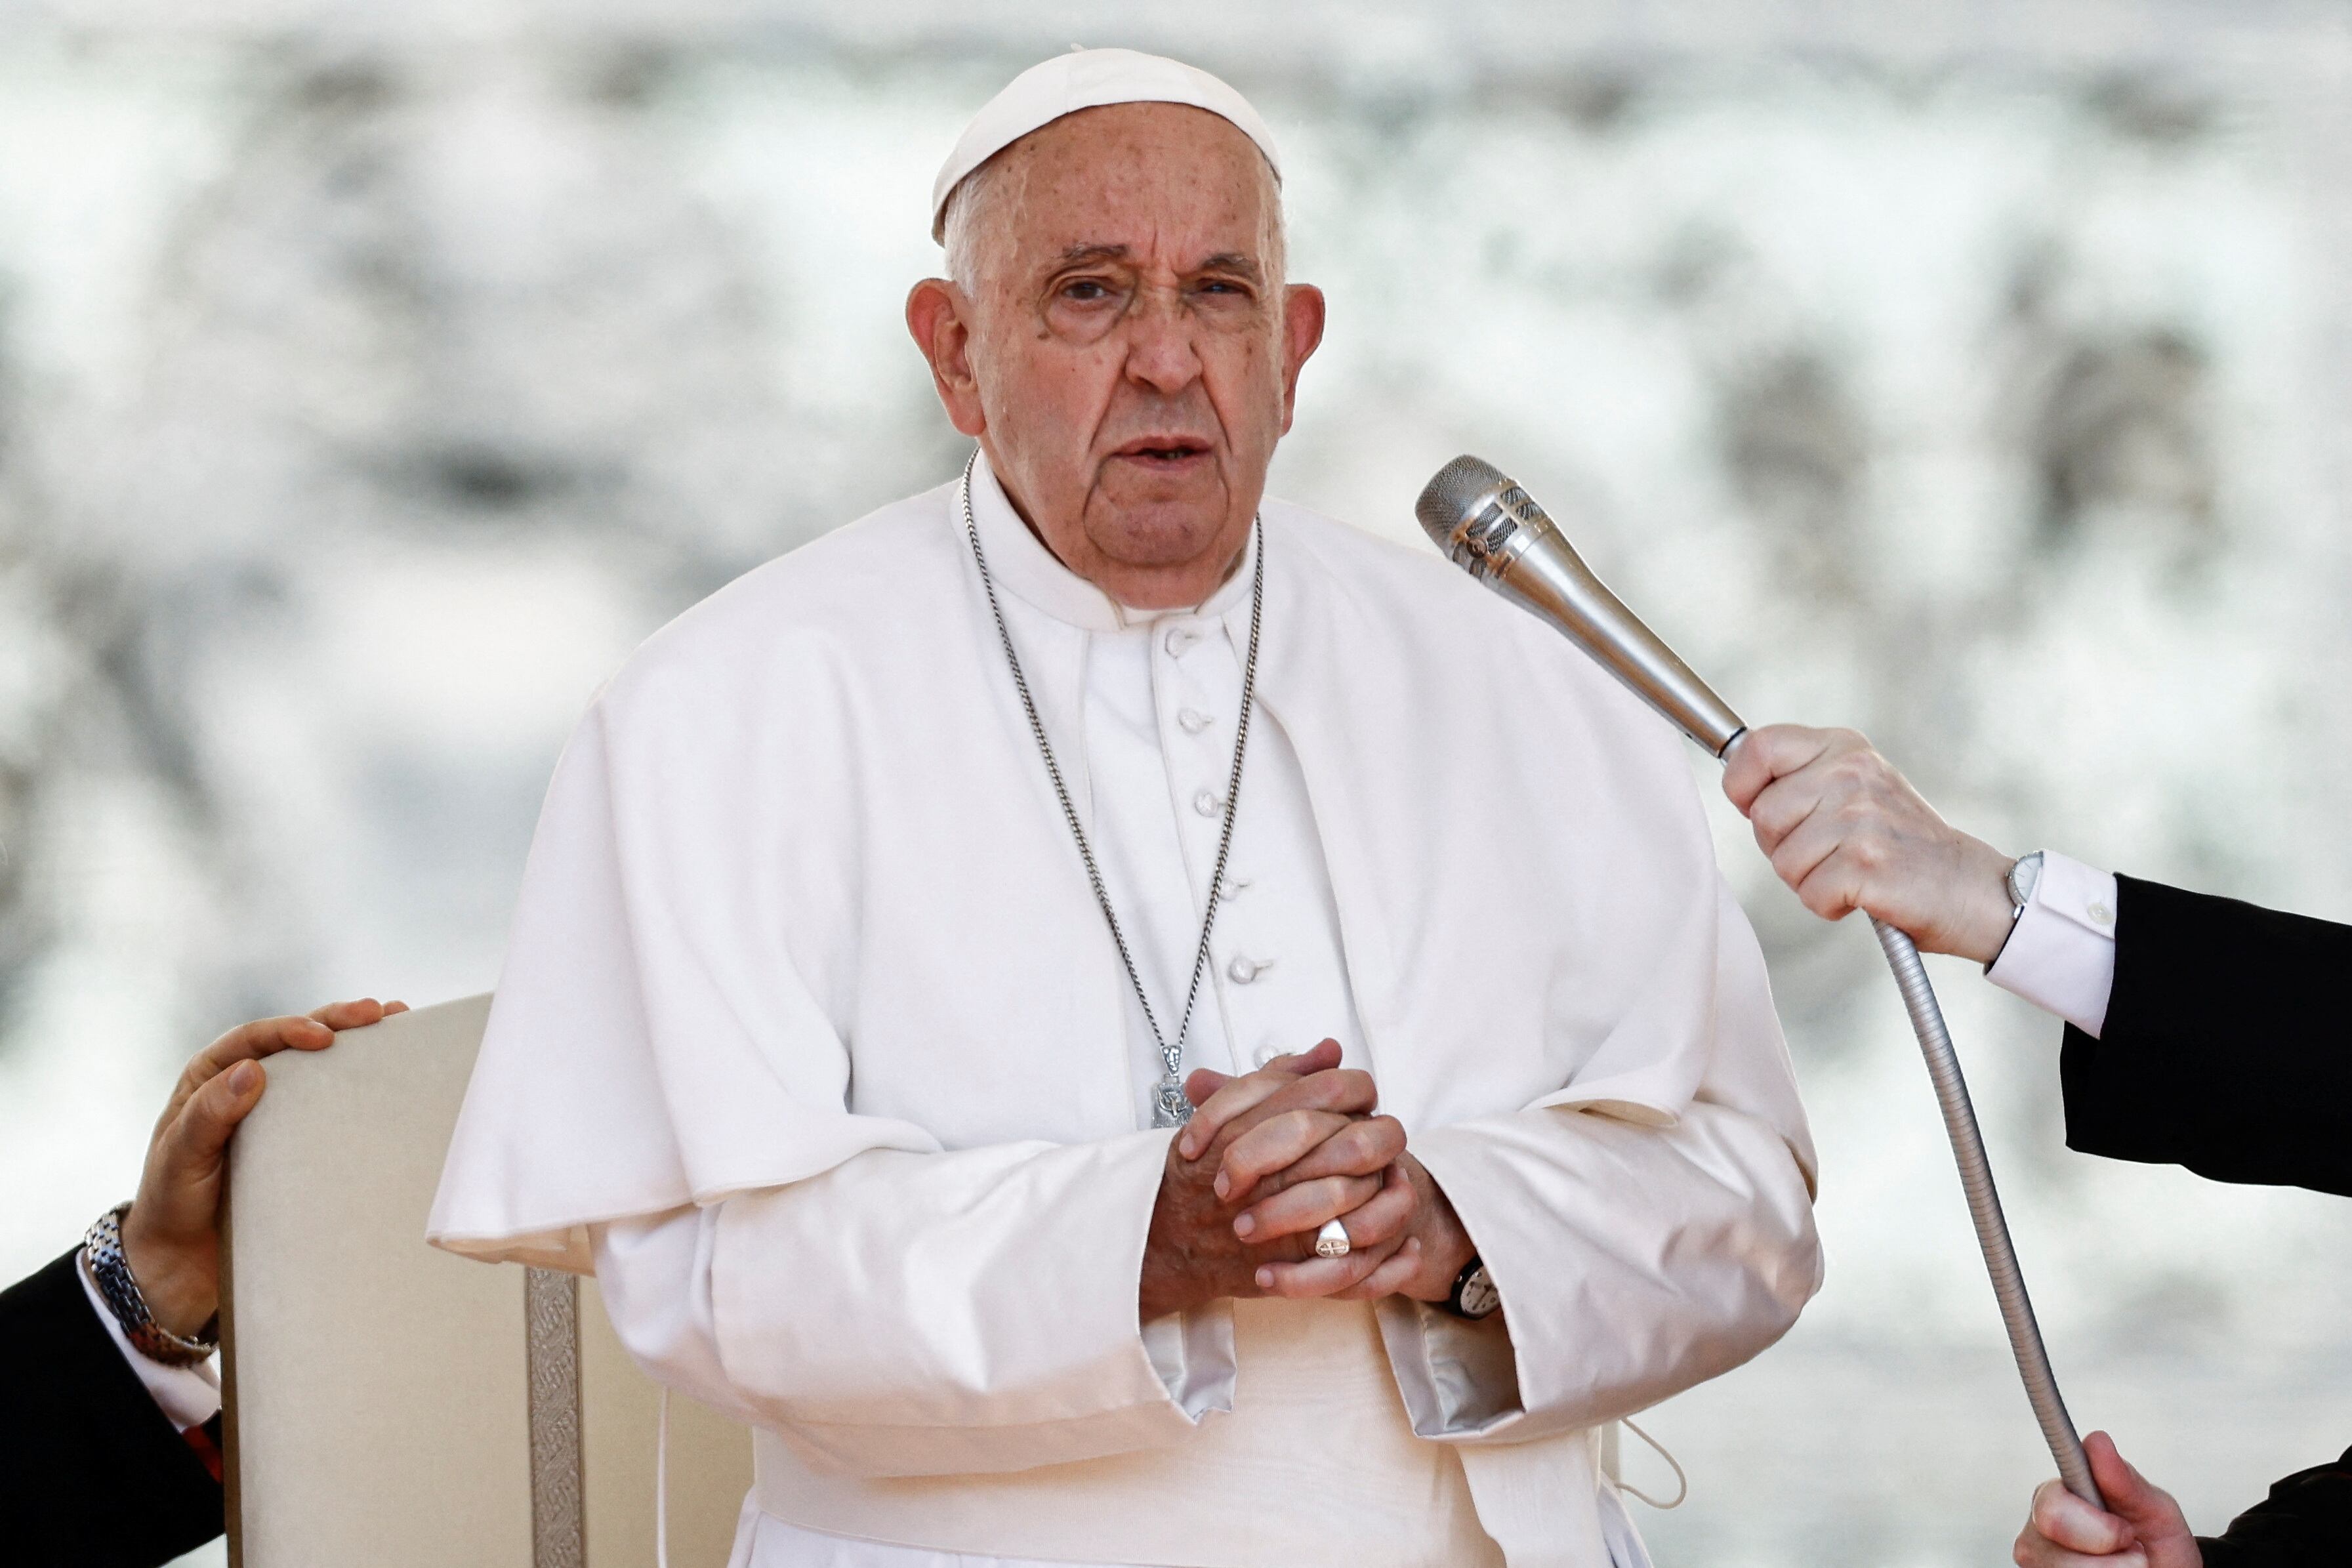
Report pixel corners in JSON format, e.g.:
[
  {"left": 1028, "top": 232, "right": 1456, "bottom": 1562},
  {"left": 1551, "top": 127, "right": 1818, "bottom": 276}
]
[{"left": 1416, "top": 455, "right": 1747, "bottom": 757}]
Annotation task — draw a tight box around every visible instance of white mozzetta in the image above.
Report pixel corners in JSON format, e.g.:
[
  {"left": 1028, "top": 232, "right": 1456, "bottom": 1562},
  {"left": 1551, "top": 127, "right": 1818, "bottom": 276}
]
[
  {"left": 430, "top": 454, "right": 1822, "bottom": 1567},
  {"left": 1987, "top": 850, "right": 2120, "bottom": 1039}
]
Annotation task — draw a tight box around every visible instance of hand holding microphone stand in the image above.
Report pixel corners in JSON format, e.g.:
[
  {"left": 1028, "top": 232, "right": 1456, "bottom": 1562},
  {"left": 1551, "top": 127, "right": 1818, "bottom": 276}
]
[{"left": 1416, "top": 456, "right": 2105, "bottom": 1510}]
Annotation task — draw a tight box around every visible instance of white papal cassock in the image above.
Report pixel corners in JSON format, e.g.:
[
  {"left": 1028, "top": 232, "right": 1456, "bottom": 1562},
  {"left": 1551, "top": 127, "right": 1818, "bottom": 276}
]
[{"left": 428, "top": 453, "right": 1823, "bottom": 1568}]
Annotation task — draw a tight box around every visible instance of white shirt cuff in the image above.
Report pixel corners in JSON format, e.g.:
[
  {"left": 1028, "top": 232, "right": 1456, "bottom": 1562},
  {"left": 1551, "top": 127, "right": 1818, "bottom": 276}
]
[
  {"left": 1374, "top": 1298, "right": 1523, "bottom": 1439},
  {"left": 1139, "top": 1303, "right": 1237, "bottom": 1422},
  {"left": 78, "top": 1247, "right": 223, "bottom": 1433},
  {"left": 1986, "top": 850, "right": 2118, "bottom": 1039}
]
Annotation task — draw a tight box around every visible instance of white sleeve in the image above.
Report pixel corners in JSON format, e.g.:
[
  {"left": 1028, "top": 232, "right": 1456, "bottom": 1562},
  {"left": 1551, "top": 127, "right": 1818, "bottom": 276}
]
[
  {"left": 1392, "top": 1098, "right": 1821, "bottom": 1443},
  {"left": 76, "top": 1250, "right": 220, "bottom": 1433},
  {"left": 592, "top": 1132, "right": 1235, "bottom": 1481},
  {"left": 590, "top": 1206, "right": 764, "bottom": 1428},
  {"left": 1376, "top": 880, "right": 1823, "bottom": 1444},
  {"left": 1986, "top": 850, "right": 2119, "bottom": 1039}
]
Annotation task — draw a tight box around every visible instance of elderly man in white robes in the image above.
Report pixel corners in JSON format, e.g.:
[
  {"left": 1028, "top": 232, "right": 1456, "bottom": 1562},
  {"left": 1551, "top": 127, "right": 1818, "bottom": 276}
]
[{"left": 430, "top": 48, "right": 1821, "bottom": 1568}]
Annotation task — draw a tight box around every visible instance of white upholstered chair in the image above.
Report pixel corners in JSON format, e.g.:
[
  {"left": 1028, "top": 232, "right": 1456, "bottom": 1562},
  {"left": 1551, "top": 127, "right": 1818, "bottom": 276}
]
[{"left": 222, "top": 994, "right": 753, "bottom": 1567}]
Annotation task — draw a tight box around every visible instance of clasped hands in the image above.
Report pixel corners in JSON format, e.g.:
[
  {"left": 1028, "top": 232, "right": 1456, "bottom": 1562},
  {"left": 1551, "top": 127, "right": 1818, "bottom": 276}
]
[{"left": 1138, "top": 1039, "right": 1475, "bottom": 1321}]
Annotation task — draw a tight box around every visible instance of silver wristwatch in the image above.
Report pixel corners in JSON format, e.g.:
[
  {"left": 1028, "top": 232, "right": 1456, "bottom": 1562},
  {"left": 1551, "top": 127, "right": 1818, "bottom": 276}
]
[
  {"left": 84, "top": 1203, "right": 218, "bottom": 1368},
  {"left": 2006, "top": 850, "right": 2044, "bottom": 915}
]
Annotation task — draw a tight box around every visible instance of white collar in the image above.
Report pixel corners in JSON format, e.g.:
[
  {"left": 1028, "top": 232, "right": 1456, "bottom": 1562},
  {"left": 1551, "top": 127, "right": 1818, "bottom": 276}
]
[{"left": 966, "top": 448, "right": 1258, "bottom": 634}]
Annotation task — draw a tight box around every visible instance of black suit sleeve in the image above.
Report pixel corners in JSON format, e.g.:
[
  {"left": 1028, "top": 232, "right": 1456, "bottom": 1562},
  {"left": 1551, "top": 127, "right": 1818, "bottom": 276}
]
[
  {"left": 2055, "top": 879, "right": 2352, "bottom": 1563},
  {"left": 2058, "top": 874, "right": 2352, "bottom": 1199},
  {"left": 2197, "top": 1447, "right": 2352, "bottom": 1567},
  {"left": 0, "top": 1247, "right": 224, "bottom": 1567}
]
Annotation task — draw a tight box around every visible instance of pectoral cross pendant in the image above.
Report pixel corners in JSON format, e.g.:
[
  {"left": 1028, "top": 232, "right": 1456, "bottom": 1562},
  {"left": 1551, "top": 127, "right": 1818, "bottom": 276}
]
[{"left": 1153, "top": 1075, "right": 1194, "bottom": 1129}]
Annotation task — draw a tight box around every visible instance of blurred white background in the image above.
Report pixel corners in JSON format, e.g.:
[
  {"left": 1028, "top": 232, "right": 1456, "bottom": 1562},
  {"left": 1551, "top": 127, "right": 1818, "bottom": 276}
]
[{"left": 3, "top": 2, "right": 2350, "bottom": 1564}]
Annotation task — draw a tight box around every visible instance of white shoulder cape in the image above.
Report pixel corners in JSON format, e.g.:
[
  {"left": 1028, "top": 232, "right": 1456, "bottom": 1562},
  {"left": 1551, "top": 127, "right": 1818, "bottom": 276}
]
[{"left": 427, "top": 478, "right": 1814, "bottom": 1269}]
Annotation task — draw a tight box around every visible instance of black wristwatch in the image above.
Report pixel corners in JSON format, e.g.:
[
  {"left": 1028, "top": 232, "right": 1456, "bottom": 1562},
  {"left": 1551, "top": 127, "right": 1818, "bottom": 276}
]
[{"left": 1441, "top": 1256, "right": 1501, "bottom": 1320}]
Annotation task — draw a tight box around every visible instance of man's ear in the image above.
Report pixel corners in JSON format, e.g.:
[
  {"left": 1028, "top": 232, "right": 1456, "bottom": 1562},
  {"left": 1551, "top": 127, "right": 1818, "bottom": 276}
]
[
  {"left": 907, "top": 278, "right": 987, "bottom": 438},
  {"left": 1277, "top": 283, "right": 1327, "bottom": 435}
]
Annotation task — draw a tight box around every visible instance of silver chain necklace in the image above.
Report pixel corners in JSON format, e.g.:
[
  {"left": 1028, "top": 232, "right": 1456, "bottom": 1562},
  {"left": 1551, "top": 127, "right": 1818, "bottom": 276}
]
[{"left": 961, "top": 451, "right": 1262, "bottom": 1128}]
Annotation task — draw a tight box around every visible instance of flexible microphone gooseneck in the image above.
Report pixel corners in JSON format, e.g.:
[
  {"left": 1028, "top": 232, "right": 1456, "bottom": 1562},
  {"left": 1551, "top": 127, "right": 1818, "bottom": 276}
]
[{"left": 1416, "top": 454, "right": 2103, "bottom": 1510}]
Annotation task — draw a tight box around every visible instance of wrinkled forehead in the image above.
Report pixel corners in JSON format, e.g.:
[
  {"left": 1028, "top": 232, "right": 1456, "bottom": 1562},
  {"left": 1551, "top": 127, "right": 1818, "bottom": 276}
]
[{"left": 981, "top": 102, "right": 1283, "bottom": 272}]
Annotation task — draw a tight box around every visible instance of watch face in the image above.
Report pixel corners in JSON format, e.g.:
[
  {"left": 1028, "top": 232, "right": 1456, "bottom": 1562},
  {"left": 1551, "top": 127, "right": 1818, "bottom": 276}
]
[
  {"left": 2008, "top": 851, "right": 2044, "bottom": 910},
  {"left": 1457, "top": 1266, "right": 1502, "bottom": 1319}
]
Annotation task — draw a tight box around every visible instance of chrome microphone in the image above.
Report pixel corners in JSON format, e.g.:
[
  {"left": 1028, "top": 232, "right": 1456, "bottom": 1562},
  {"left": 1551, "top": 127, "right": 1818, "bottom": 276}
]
[
  {"left": 1415, "top": 453, "right": 2105, "bottom": 1510},
  {"left": 1415, "top": 455, "right": 1745, "bottom": 757}
]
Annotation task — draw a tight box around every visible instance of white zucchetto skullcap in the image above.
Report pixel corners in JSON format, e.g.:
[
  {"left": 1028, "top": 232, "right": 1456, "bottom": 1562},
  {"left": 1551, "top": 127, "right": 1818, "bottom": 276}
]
[{"left": 931, "top": 47, "right": 1282, "bottom": 243}]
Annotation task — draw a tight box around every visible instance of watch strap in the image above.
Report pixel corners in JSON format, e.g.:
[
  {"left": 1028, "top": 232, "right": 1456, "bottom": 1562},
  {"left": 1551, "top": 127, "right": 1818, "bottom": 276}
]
[{"left": 84, "top": 1203, "right": 218, "bottom": 1368}]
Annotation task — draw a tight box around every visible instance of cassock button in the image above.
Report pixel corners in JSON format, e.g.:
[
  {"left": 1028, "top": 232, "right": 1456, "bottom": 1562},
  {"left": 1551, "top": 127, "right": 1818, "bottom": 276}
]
[
  {"left": 1252, "top": 1041, "right": 1285, "bottom": 1068},
  {"left": 1193, "top": 789, "right": 1224, "bottom": 817},
  {"left": 1219, "top": 874, "right": 1251, "bottom": 899},
  {"left": 2087, "top": 900, "right": 2114, "bottom": 928},
  {"left": 1227, "top": 955, "right": 1271, "bottom": 983},
  {"left": 1163, "top": 626, "right": 1198, "bottom": 657},
  {"left": 1178, "top": 708, "right": 1212, "bottom": 734}
]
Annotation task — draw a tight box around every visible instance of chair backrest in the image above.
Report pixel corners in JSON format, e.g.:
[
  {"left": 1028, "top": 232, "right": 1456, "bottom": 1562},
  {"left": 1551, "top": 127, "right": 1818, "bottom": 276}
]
[{"left": 223, "top": 995, "right": 751, "bottom": 1567}]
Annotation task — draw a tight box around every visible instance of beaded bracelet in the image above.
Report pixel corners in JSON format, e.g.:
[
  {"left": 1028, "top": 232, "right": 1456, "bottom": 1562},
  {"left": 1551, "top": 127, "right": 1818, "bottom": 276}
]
[{"left": 83, "top": 1203, "right": 218, "bottom": 1369}]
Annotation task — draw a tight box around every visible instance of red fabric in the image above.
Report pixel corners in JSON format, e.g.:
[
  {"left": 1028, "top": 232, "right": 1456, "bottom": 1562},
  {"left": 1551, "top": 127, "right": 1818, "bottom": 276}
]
[{"left": 181, "top": 1422, "right": 224, "bottom": 1485}]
